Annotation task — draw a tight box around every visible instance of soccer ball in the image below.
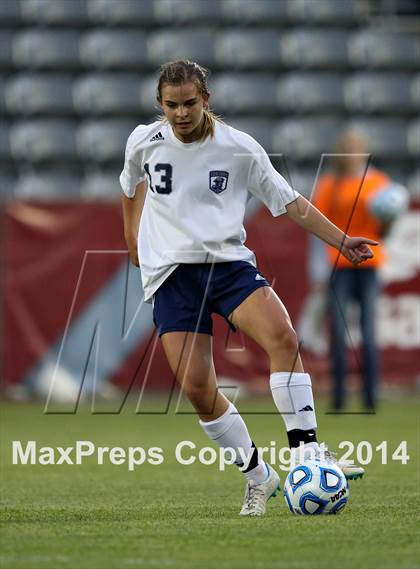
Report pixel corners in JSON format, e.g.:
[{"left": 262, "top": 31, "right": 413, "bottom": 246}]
[
  {"left": 369, "top": 183, "right": 409, "bottom": 223},
  {"left": 284, "top": 459, "right": 349, "bottom": 515}
]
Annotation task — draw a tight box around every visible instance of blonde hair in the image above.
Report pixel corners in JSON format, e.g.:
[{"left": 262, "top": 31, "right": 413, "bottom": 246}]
[{"left": 156, "top": 60, "right": 222, "bottom": 140}]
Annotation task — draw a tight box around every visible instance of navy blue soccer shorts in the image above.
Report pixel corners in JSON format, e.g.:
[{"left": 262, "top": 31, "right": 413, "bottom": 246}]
[{"left": 152, "top": 261, "right": 271, "bottom": 337}]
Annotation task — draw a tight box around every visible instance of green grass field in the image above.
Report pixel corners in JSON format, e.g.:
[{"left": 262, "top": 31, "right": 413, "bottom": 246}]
[{"left": 1, "top": 396, "right": 419, "bottom": 569}]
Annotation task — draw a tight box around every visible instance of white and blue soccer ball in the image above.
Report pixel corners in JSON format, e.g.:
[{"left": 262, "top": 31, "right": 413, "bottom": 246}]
[
  {"left": 284, "top": 459, "right": 349, "bottom": 515},
  {"left": 369, "top": 183, "right": 409, "bottom": 223}
]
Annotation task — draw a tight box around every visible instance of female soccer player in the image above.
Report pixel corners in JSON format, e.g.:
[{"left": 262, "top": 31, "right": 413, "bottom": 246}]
[{"left": 120, "top": 61, "right": 374, "bottom": 516}]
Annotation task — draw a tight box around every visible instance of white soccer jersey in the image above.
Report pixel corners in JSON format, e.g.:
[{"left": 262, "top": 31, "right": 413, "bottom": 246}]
[{"left": 120, "top": 120, "right": 299, "bottom": 302}]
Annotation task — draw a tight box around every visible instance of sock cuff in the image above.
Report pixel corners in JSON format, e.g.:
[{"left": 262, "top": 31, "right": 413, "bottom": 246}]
[
  {"left": 199, "top": 402, "right": 238, "bottom": 439},
  {"left": 270, "top": 372, "right": 312, "bottom": 389}
]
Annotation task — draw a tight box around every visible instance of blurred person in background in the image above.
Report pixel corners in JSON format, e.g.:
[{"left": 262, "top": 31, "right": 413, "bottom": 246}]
[{"left": 311, "top": 129, "right": 409, "bottom": 412}]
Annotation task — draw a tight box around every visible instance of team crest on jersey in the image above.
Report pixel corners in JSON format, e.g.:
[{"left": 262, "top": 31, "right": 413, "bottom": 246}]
[{"left": 209, "top": 171, "right": 229, "bottom": 194}]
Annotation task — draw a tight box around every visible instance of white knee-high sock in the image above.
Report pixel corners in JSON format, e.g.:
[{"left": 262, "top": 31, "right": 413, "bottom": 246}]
[
  {"left": 199, "top": 402, "right": 268, "bottom": 484},
  {"left": 270, "top": 372, "right": 318, "bottom": 449}
]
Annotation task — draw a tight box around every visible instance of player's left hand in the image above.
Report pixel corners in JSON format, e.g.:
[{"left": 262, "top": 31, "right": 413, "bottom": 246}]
[{"left": 341, "top": 236, "right": 379, "bottom": 265}]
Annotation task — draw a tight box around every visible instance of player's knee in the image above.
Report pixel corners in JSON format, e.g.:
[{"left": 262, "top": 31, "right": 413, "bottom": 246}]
[
  {"left": 266, "top": 324, "right": 299, "bottom": 356},
  {"left": 183, "top": 380, "right": 211, "bottom": 405}
]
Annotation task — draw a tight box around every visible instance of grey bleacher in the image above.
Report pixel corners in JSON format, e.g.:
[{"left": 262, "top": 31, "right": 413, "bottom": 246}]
[
  {"left": 86, "top": 0, "right": 157, "bottom": 25},
  {"left": 346, "top": 118, "right": 410, "bottom": 158},
  {"left": 276, "top": 73, "right": 345, "bottom": 111},
  {"left": 80, "top": 171, "right": 123, "bottom": 199},
  {"left": 0, "top": 1, "right": 22, "bottom": 25},
  {"left": 215, "top": 29, "right": 281, "bottom": 68},
  {"left": 228, "top": 117, "right": 275, "bottom": 151},
  {"left": 20, "top": 0, "right": 89, "bottom": 25},
  {"left": 76, "top": 119, "right": 137, "bottom": 162},
  {"left": 272, "top": 118, "right": 341, "bottom": 159},
  {"left": 0, "top": 172, "right": 14, "bottom": 201},
  {"left": 153, "top": 0, "right": 223, "bottom": 23},
  {"left": 13, "top": 171, "right": 81, "bottom": 199},
  {"left": 0, "top": 77, "right": 5, "bottom": 115},
  {"left": 348, "top": 30, "right": 420, "bottom": 68},
  {"left": 221, "top": 0, "right": 291, "bottom": 25},
  {"left": 284, "top": 166, "right": 320, "bottom": 199},
  {"left": 287, "top": 0, "right": 370, "bottom": 25},
  {"left": 0, "top": 32, "right": 13, "bottom": 70},
  {"left": 79, "top": 30, "right": 148, "bottom": 69},
  {"left": 344, "top": 73, "right": 416, "bottom": 113},
  {"left": 280, "top": 30, "right": 350, "bottom": 68},
  {"left": 211, "top": 74, "right": 278, "bottom": 113},
  {"left": 10, "top": 119, "right": 77, "bottom": 162},
  {"left": 407, "top": 169, "right": 419, "bottom": 199},
  {"left": 6, "top": 74, "right": 74, "bottom": 115},
  {"left": 407, "top": 119, "right": 420, "bottom": 157},
  {"left": 12, "top": 30, "right": 81, "bottom": 69},
  {"left": 73, "top": 74, "right": 142, "bottom": 115},
  {"left": 0, "top": 125, "right": 11, "bottom": 162},
  {"left": 1, "top": 0, "right": 418, "bottom": 200},
  {"left": 412, "top": 75, "right": 420, "bottom": 107},
  {"left": 148, "top": 30, "right": 216, "bottom": 67},
  {"left": 139, "top": 75, "right": 160, "bottom": 114}
]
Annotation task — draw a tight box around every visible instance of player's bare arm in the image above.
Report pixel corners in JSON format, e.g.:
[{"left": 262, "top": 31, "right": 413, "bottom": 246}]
[
  {"left": 286, "top": 195, "right": 379, "bottom": 266},
  {"left": 121, "top": 180, "right": 147, "bottom": 266}
]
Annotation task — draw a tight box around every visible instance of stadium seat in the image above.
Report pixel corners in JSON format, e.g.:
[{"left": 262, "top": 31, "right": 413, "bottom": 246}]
[
  {"left": 76, "top": 119, "right": 137, "bottom": 162},
  {"left": 73, "top": 74, "right": 142, "bottom": 115},
  {"left": 6, "top": 74, "right": 74, "bottom": 115},
  {"left": 0, "top": 77, "right": 5, "bottom": 115},
  {"left": 148, "top": 30, "right": 216, "bottom": 67},
  {"left": 347, "top": 118, "right": 410, "bottom": 159},
  {"left": 227, "top": 118, "right": 274, "bottom": 150},
  {"left": 12, "top": 30, "right": 81, "bottom": 69},
  {"left": 10, "top": 120, "right": 77, "bottom": 162},
  {"left": 0, "top": 172, "right": 14, "bottom": 201},
  {"left": 280, "top": 30, "right": 350, "bottom": 68},
  {"left": 407, "top": 119, "right": 420, "bottom": 157},
  {"left": 139, "top": 75, "right": 160, "bottom": 115},
  {"left": 215, "top": 29, "right": 281, "bottom": 69},
  {"left": 80, "top": 30, "right": 148, "bottom": 70},
  {"left": 20, "top": 0, "right": 89, "bottom": 25},
  {"left": 154, "top": 0, "right": 222, "bottom": 23},
  {"left": 276, "top": 72, "right": 345, "bottom": 111},
  {"left": 288, "top": 0, "right": 370, "bottom": 25},
  {"left": 348, "top": 30, "right": 420, "bottom": 68},
  {"left": 221, "top": 0, "right": 291, "bottom": 24},
  {"left": 344, "top": 73, "right": 415, "bottom": 113},
  {"left": 211, "top": 74, "right": 278, "bottom": 113},
  {"left": 272, "top": 118, "right": 341, "bottom": 159},
  {"left": 407, "top": 169, "right": 419, "bottom": 198},
  {"left": 0, "top": 124, "right": 11, "bottom": 161},
  {"left": 0, "top": 32, "right": 13, "bottom": 70},
  {"left": 13, "top": 171, "right": 81, "bottom": 199},
  {"left": 411, "top": 75, "right": 420, "bottom": 108},
  {"left": 284, "top": 166, "right": 319, "bottom": 199},
  {"left": 0, "top": 0, "right": 22, "bottom": 24},
  {"left": 80, "top": 171, "right": 122, "bottom": 199},
  {"left": 87, "top": 0, "right": 155, "bottom": 24}
]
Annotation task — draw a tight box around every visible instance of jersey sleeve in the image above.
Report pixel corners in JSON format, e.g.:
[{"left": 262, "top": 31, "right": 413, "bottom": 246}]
[
  {"left": 119, "top": 129, "right": 147, "bottom": 198},
  {"left": 247, "top": 145, "right": 299, "bottom": 216}
]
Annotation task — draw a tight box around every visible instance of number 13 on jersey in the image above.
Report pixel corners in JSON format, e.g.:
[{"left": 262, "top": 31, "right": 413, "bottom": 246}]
[{"left": 144, "top": 163, "right": 173, "bottom": 194}]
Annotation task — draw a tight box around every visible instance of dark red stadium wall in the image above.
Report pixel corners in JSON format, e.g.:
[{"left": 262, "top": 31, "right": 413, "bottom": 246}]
[
  {"left": 2, "top": 201, "right": 126, "bottom": 386},
  {"left": 2, "top": 201, "right": 419, "bottom": 392}
]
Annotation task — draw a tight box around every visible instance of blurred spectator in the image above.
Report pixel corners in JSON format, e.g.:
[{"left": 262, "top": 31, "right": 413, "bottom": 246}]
[{"left": 310, "top": 129, "right": 409, "bottom": 411}]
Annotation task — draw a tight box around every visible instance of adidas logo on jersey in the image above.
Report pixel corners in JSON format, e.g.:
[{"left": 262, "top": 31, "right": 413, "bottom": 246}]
[
  {"left": 255, "top": 274, "right": 265, "bottom": 281},
  {"left": 149, "top": 131, "right": 164, "bottom": 142}
]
